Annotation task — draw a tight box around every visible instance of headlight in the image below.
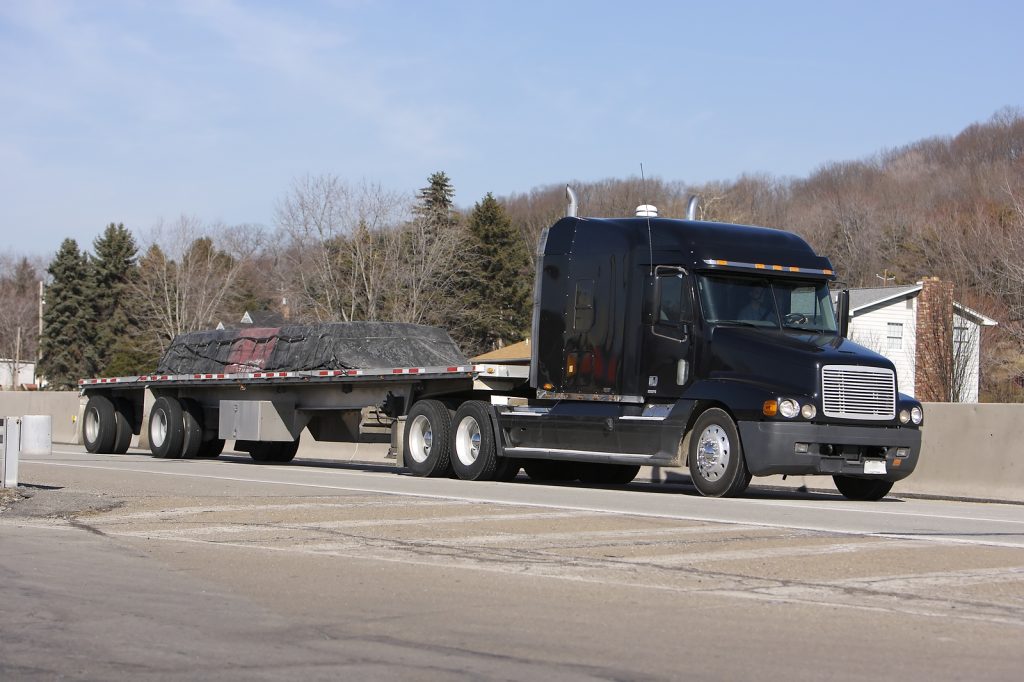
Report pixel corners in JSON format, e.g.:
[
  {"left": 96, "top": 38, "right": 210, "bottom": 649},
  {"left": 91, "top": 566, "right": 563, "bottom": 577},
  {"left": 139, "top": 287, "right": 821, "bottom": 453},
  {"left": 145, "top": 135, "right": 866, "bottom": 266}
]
[
  {"left": 779, "top": 399, "right": 800, "bottom": 419},
  {"left": 911, "top": 406, "right": 923, "bottom": 425},
  {"left": 899, "top": 409, "right": 911, "bottom": 424},
  {"left": 800, "top": 404, "right": 817, "bottom": 419}
]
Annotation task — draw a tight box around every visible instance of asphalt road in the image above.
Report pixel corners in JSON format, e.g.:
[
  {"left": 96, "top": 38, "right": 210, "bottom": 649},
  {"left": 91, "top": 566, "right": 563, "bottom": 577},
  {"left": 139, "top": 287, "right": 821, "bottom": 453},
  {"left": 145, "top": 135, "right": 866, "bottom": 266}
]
[{"left": 2, "top": 445, "right": 1023, "bottom": 681}]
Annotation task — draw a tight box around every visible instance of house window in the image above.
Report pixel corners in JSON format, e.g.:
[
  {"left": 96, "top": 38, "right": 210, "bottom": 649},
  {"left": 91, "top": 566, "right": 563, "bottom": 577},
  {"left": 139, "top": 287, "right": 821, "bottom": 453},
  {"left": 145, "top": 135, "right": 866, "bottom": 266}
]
[
  {"left": 954, "top": 325, "right": 970, "bottom": 352},
  {"left": 887, "top": 322, "right": 903, "bottom": 350}
]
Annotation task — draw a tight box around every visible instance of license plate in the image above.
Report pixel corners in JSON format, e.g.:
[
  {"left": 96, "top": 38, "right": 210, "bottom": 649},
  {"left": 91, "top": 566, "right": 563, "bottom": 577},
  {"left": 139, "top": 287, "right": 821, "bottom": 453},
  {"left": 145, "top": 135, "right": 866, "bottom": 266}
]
[{"left": 864, "top": 460, "right": 887, "bottom": 475}]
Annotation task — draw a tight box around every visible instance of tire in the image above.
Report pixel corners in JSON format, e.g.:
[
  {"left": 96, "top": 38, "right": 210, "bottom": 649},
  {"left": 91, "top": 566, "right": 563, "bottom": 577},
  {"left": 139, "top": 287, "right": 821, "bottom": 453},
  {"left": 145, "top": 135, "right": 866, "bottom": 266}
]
[
  {"left": 196, "top": 439, "right": 225, "bottom": 458},
  {"left": 180, "top": 399, "right": 205, "bottom": 459},
  {"left": 578, "top": 463, "right": 641, "bottom": 485},
  {"left": 688, "top": 408, "right": 751, "bottom": 498},
  {"left": 403, "top": 400, "right": 453, "bottom": 477},
  {"left": 149, "top": 396, "right": 185, "bottom": 459},
  {"left": 834, "top": 475, "right": 894, "bottom": 501},
  {"left": 249, "top": 438, "right": 300, "bottom": 463},
  {"left": 83, "top": 395, "right": 117, "bottom": 454},
  {"left": 111, "top": 398, "right": 134, "bottom": 454},
  {"left": 451, "top": 401, "right": 501, "bottom": 481},
  {"left": 522, "top": 460, "right": 579, "bottom": 482}
]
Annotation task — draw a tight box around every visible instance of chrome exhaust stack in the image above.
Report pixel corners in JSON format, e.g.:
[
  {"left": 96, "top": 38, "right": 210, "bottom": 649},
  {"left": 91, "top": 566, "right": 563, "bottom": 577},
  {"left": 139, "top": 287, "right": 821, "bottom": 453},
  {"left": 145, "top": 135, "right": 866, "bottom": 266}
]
[
  {"left": 565, "top": 185, "right": 578, "bottom": 218},
  {"left": 686, "top": 195, "right": 700, "bottom": 221}
]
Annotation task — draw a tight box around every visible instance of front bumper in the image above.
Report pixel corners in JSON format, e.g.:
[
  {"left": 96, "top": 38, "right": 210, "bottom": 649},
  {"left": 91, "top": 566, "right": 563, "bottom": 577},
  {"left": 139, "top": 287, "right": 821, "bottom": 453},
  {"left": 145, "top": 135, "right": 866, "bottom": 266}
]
[{"left": 737, "top": 421, "right": 921, "bottom": 480}]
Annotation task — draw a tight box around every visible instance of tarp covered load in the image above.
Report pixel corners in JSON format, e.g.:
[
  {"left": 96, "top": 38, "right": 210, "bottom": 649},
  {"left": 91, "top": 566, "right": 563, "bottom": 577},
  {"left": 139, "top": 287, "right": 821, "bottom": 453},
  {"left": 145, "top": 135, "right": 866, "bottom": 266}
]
[{"left": 156, "top": 322, "right": 468, "bottom": 375}]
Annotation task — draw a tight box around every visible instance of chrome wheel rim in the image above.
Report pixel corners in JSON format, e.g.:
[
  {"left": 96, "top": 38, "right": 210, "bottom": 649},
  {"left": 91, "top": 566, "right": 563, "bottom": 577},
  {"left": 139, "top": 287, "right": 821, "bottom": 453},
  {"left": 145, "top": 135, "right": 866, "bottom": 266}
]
[
  {"left": 151, "top": 409, "right": 168, "bottom": 449},
  {"left": 408, "top": 415, "right": 433, "bottom": 464},
  {"left": 85, "top": 407, "right": 100, "bottom": 444},
  {"left": 455, "top": 416, "right": 481, "bottom": 467},
  {"left": 696, "top": 424, "right": 730, "bottom": 482}
]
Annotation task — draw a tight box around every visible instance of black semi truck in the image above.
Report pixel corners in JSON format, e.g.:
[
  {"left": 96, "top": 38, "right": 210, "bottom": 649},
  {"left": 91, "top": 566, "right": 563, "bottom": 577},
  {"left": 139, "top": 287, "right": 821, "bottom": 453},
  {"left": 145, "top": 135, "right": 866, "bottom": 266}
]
[{"left": 80, "top": 188, "right": 922, "bottom": 500}]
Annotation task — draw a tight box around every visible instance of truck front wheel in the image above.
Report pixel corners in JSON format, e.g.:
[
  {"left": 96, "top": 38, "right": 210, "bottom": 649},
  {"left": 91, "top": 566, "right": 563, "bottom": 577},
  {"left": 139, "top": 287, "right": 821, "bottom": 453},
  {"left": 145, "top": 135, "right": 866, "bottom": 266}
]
[
  {"left": 404, "top": 400, "right": 452, "bottom": 477},
  {"left": 833, "top": 476, "right": 894, "bottom": 501},
  {"left": 688, "top": 408, "right": 751, "bottom": 498}
]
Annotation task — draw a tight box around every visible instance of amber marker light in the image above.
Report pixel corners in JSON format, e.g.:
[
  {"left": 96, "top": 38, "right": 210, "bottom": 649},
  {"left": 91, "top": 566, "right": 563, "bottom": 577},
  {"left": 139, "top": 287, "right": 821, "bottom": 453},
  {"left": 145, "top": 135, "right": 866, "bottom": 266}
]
[{"left": 762, "top": 400, "right": 778, "bottom": 416}]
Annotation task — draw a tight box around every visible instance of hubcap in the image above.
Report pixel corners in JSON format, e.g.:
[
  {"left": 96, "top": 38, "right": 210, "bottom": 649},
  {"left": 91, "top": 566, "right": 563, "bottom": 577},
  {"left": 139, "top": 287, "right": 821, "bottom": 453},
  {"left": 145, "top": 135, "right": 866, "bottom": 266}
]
[
  {"left": 455, "top": 416, "right": 481, "bottom": 467},
  {"left": 151, "top": 409, "right": 167, "bottom": 448},
  {"left": 696, "top": 424, "right": 730, "bottom": 482},
  {"left": 408, "top": 415, "right": 433, "bottom": 464},
  {"left": 85, "top": 407, "right": 100, "bottom": 443}
]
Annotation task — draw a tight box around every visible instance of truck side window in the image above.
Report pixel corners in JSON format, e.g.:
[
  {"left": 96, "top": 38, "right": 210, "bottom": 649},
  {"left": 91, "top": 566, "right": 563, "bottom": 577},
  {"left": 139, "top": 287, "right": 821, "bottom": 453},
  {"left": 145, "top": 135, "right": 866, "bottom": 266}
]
[
  {"left": 574, "top": 280, "right": 595, "bottom": 331},
  {"left": 657, "top": 273, "right": 689, "bottom": 325}
]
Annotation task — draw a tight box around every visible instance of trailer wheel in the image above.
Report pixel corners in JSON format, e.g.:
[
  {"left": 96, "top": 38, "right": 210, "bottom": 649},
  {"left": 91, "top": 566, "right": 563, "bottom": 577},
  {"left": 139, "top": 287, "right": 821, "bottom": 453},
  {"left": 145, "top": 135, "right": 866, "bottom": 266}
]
[
  {"left": 833, "top": 475, "right": 894, "bottom": 501},
  {"left": 578, "top": 463, "right": 641, "bottom": 485},
  {"left": 111, "top": 398, "right": 134, "bottom": 454},
  {"left": 403, "top": 400, "right": 453, "bottom": 477},
  {"left": 179, "top": 399, "right": 205, "bottom": 459},
  {"left": 522, "top": 460, "right": 579, "bottom": 482},
  {"left": 149, "top": 396, "right": 185, "bottom": 459},
  {"left": 451, "top": 401, "right": 504, "bottom": 481},
  {"left": 688, "top": 408, "right": 751, "bottom": 497},
  {"left": 249, "top": 438, "right": 300, "bottom": 463},
  {"left": 83, "top": 395, "right": 117, "bottom": 454},
  {"left": 196, "top": 439, "right": 225, "bottom": 458}
]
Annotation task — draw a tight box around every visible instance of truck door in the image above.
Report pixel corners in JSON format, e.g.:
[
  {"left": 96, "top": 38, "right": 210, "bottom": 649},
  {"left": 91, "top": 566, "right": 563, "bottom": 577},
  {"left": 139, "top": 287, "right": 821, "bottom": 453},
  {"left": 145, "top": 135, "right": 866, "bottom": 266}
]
[{"left": 640, "top": 267, "right": 693, "bottom": 398}]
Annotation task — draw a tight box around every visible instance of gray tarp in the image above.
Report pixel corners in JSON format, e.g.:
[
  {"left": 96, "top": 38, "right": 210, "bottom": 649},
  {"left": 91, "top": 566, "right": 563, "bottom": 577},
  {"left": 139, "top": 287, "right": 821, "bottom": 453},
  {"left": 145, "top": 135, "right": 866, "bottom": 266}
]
[{"left": 156, "top": 322, "right": 468, "bottom": 374}]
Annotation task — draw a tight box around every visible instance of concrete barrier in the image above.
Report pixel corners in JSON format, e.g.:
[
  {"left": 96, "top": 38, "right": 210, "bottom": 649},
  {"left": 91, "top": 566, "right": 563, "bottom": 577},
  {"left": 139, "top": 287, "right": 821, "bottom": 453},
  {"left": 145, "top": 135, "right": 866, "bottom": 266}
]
[
  {"left": 0, "top": 391, "right": 81, "bottom": 444},
  {"left": 4, "top": 391, "right": 1023, "bottom": 502}
]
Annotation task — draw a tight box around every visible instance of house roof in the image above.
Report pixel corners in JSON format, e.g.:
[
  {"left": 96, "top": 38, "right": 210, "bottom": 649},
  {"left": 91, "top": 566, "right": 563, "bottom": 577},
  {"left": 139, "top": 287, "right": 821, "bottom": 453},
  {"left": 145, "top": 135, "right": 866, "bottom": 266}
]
[
  {"left": 848, "top": 284, "right": 922, "bottom": 312},
  {"left": 845, "top": 284, "right": 997, "bottom": 326}
]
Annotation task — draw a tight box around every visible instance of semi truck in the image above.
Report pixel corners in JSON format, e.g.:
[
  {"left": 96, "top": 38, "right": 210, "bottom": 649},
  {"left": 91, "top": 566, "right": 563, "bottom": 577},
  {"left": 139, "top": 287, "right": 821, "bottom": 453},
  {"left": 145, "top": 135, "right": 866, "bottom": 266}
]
[{"left": 79, "top": 188, "right": 923, "bottom": 500}]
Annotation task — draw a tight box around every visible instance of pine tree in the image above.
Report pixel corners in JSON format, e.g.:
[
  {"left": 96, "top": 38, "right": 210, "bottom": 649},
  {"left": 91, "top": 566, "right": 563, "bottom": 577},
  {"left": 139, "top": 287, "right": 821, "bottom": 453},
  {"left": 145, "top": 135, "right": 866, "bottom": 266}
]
[
  {"left": 463, "top": 193, "right": 532, "bottom": 353},
  {"left": 39, "top": 239, "right": 93, "bottom": 389},
  {"left": 414, "top": 171, "right": 456, "bottom": 228},
  {"left": 91, "top": 223, "right": 140, "bottom": 375}
]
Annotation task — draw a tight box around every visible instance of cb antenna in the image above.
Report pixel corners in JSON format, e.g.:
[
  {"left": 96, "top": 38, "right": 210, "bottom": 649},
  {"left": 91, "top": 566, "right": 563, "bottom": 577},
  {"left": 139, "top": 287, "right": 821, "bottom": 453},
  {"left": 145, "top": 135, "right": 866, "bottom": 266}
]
[{"left": 640, "top": 163, "right": 654, "bottom": 275}]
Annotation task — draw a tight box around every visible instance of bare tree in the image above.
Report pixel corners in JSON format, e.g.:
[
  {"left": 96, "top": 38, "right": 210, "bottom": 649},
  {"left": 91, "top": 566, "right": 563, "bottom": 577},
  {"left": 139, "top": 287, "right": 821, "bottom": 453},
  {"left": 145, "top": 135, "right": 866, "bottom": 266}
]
[
  {"left": 0, "top": 255, "right": 43, "bottom": 388},
  {"left": 275, "top": 175, "right": 406, "bottom": 322},
  {"left": 132, "top": 216, "right": 264, "bottom": 351}
]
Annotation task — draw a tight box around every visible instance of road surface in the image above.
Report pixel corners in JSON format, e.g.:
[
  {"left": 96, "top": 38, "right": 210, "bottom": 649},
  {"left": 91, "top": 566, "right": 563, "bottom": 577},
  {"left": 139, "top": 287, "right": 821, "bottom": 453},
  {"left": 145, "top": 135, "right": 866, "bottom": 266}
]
[{"left": 2, "top": 445, "right": 1023, "bottom": 680}]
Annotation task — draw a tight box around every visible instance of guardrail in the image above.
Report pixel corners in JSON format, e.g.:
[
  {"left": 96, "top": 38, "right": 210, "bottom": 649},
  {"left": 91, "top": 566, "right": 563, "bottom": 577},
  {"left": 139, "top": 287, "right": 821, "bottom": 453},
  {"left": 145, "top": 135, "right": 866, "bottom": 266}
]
[{"left": 1, "top": 391, "right": 1020, "bottom": 502}]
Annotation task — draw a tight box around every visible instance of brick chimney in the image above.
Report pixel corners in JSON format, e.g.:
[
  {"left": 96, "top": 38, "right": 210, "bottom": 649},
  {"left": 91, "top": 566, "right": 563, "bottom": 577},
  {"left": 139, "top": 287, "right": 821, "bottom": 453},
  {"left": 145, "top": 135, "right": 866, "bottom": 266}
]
[{"left": 914, "top": 277, "right": 954, "bottom": 401}]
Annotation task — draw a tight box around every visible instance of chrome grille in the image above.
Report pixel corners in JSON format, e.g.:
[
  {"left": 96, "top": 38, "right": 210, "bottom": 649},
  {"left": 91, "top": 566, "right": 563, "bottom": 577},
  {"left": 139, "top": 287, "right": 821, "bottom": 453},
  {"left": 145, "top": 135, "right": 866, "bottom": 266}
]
[{"left": 821, "top": 365, "right": 895, "bottom": 420}]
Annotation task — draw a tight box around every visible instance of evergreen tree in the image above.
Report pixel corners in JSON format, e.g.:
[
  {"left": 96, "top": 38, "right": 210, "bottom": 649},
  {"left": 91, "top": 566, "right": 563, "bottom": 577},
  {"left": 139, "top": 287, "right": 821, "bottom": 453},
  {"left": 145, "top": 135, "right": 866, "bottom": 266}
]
[
  {"left": 414, "top": 171, "right": 456, "bottom": 227},
  {"left": 91, "top": 223, "right": 140, "bottom": 375},
  {"left": 39, "top": 239, "right": 93, "bottom": 389},
  {"left": 463, "top": 193, "right": 532, "bottom": 353}
]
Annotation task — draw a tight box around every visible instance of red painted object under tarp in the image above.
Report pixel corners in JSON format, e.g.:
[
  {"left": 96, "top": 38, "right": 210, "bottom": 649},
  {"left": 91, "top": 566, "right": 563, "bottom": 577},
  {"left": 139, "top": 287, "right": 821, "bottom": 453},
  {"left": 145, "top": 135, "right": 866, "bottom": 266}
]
[{"left": 155, "top": 322, "right": 467, "bottom": 375}]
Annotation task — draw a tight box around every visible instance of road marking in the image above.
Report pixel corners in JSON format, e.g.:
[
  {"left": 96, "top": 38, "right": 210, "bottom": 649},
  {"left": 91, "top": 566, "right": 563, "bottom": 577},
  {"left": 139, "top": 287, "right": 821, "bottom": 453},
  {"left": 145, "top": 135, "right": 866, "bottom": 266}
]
[{"left": 27, "top": 459, "right": 1024, "bottom": 548}]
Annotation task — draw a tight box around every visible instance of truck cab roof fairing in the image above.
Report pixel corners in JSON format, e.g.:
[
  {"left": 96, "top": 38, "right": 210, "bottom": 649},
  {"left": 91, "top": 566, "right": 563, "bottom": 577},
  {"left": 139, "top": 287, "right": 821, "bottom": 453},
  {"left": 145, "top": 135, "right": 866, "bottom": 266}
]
[{"left": 542, "top": 217, "right": 834, "bottom": 278}]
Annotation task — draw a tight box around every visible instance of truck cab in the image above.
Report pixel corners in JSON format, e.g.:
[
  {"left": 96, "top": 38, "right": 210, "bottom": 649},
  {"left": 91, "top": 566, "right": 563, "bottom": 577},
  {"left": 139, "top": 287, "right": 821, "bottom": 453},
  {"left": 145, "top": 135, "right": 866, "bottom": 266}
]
[{"left": 481, "top": 195, "right": 923, "bottom": 500}]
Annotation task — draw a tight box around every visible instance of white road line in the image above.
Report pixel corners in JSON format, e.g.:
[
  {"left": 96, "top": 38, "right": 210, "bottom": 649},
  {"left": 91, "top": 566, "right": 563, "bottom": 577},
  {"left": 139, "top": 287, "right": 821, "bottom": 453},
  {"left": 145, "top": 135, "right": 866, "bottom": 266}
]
[{"left": 26, "top": 459, "right": 1024, "bottom": 548}]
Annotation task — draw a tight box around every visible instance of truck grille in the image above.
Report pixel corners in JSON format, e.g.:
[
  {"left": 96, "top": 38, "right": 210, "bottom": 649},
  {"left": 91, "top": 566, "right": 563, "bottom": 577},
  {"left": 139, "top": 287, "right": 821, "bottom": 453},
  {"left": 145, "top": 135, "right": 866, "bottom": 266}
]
[{"left": 821, "top": 365, "right": 895, "bottom": 420}]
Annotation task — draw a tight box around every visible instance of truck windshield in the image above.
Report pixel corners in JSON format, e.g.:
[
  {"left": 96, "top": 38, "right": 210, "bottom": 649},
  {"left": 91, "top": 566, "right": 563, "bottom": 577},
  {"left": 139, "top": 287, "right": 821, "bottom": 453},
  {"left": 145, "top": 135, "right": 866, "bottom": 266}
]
[{"left": 696, "top": 274, "right": 838, "bottom": 333}]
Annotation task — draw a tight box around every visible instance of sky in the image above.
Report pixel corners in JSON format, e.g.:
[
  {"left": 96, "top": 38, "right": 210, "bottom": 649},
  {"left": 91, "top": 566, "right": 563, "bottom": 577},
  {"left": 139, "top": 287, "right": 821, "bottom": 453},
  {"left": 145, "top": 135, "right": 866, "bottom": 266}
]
[{"left": 1, "top": 0, "right": 1022, "bottom": 257}]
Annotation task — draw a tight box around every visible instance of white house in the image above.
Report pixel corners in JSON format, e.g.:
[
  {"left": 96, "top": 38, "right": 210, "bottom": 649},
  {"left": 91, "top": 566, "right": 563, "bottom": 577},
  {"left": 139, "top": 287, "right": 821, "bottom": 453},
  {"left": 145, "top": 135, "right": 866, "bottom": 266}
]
[
  {"left": 0, "top": 359, "right": 36, "bottom": 390},
  {"left": 844, "top": 279, "right": 997, "bottom": 403}
]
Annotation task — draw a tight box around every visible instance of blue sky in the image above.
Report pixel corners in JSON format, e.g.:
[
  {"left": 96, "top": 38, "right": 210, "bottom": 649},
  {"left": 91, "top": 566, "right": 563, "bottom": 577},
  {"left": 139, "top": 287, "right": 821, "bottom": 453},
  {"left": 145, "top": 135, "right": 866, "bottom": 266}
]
[{"left": 1, "top": 0, "right": 1021, "bottom": 257}]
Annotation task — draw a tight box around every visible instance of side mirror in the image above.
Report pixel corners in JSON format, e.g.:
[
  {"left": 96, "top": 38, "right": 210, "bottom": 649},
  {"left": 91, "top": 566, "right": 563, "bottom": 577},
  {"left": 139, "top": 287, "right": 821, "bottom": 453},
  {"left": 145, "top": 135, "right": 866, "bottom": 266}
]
[{"left": 836, "top": 289, "right": 850, "bottom": 338}]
